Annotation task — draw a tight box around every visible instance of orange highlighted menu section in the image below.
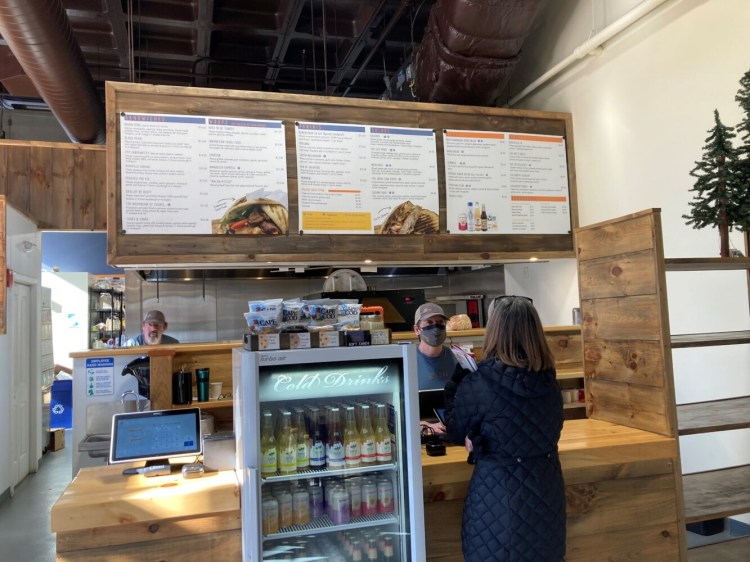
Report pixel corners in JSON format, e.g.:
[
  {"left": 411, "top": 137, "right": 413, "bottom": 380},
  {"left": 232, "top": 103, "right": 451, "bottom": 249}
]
[
  {"left": 445, "top": 130, "right": 505, "bottom": 140},
  {"left": 511, "top": 195, "right": 568, "bottom": 202},
  {"left": 509, "top": 134, "right": 563, "bottom": 143},
  {"left": 302, "top": 211, "right": 371, "bottom": 231}
]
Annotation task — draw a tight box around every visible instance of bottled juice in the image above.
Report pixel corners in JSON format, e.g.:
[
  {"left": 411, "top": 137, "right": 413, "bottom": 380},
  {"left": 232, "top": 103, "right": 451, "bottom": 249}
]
[
  {"left": 359, "top": 404, "right": 376, "bottom": 466},
  {"left": 261, "top": 494, "right": 279, "bottom": 535},
  {"left": 292, "top": 486, "right": 311, "bottom": 525},
  {"left": 294, "top": 407, "right": 311, "bottom": 470},
  {"left": 278, "top": 410, "right": 297, "bottom": 475},
  {"left": 309, "top": 407, "right": 326, "bottom": 469},
  {"left": 260, "top": 410, "right": 278, "bottom": 477},
  {"left": 474, "top": 201, "right": 481, "bottom": 230},
  {"left": 480, "top": 204, "right": 488, "bottom": 231},
  {"left": 276, "top": 488, "right": 293, "bottom": 528},
  {"left": 344, "top": 406, "right": 361, "bottom": 468},
  {"left": 374, "top": 403, "right": 392, "bottom": 464},
  {"left": 326, "top": 407, "right": 345, "bottom": 469}
]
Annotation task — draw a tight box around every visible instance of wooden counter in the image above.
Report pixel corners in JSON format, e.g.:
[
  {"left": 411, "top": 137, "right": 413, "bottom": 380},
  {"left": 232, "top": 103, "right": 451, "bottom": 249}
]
[
  {"left": 422, "top": 418, "right": 682, "bottom": 561},
  {"left": 52, "top": 418, "right": 679, "bottom": 561},
  {"left": 51, "top": 464, "right": 241, "bottom": 560}
]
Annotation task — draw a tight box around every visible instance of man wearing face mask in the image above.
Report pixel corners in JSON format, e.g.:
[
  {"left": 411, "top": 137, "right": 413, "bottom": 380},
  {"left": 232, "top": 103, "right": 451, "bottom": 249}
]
[{"left": 413, "top": 303, "right": 459, "bottom": 391}]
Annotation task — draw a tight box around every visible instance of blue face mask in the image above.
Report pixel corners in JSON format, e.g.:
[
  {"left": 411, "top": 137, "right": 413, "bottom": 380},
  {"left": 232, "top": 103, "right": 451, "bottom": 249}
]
[{"left": 419, "top": 323, "right": 446, "bottom": 347}]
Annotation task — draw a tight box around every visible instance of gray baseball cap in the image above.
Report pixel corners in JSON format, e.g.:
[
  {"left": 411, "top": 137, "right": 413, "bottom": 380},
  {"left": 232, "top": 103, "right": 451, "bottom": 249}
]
[
  {"left": 142, "top": 310, "right": 167, "bottom": 325},
  {"left": 414, "top": 303, "right": 447, "bottom": 325}
]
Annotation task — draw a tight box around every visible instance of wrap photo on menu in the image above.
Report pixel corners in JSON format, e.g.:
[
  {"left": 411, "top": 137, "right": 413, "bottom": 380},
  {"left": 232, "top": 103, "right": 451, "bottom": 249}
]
[
  {"left": 212, "top": 197, "right": 289, "bottom": 235},
  {"left": 377, "top": 201, "right": 439, "bottom": 235}
]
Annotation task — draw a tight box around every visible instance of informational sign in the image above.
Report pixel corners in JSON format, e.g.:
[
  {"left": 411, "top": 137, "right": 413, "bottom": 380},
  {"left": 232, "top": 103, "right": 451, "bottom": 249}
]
[
  {"left": 85, "top": 357, "right": 114, "bottom": 396},
  {"left": 443, "top": 130, "right": 570, "bottom": 234},
  {"left": 120, "top": 113, "right": 288, "bottom": 235},
  {"left": 295, "top": 122, "right": 438, "bottom": 234}
]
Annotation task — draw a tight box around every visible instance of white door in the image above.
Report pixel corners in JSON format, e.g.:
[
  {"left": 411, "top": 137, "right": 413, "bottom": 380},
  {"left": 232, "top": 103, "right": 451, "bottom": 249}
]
[{"left": 10, "top": 282, "right": 32, "bottom": 489}]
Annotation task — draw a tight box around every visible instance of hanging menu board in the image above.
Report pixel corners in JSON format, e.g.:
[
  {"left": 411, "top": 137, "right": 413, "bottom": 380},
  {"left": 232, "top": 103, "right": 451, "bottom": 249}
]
[
  {"left": 443, "top": 130, "right": 570, "bottom": 234},
  {"left": 295, "top": 122, "right": 438, "bottom": 235},
  {"left": 120, "top": 113, "right": 288, "bottom": 235}
]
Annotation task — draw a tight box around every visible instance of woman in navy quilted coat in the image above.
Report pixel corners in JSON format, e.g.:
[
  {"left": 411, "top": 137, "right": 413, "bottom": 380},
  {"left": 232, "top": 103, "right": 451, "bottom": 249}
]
[{"left": 444, "top": 296, "right": 565, "bottom": 561}]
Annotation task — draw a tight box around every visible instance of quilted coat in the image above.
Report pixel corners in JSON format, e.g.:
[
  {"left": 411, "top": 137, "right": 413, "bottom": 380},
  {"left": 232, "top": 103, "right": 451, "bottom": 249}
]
[{"left": 444, "top": 359, "right": 566, "bottom": 562}]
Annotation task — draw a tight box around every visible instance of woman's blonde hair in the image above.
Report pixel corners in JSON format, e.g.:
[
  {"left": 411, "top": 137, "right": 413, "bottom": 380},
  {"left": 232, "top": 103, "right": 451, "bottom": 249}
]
[{"left": 483, "top": 296, "right": 555, "bottom": 372}]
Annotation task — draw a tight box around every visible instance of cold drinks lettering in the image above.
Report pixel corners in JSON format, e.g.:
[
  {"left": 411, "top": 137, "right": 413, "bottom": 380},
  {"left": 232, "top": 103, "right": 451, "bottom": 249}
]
[{"left": 272, "top": 366, "right": 390, "bottom": 393}]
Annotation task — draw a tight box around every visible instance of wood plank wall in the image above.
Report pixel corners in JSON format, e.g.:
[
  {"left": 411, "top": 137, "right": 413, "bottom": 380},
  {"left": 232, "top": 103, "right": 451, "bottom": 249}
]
[
  {"left": 106, "top": 82, "right": 579, "bottom": 267},
  {"left": 576, "top": 208, "right": 678, "bottom": 437},
  {"left": 0, "top": 140, "right": 107, "bottom": 230}
]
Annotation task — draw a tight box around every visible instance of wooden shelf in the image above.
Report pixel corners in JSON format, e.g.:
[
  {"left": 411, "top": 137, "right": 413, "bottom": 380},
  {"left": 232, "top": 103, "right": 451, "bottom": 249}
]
[
  {"left": 563, "top": 402, "right": 585, "bottom": 410},
  {"left": 665, "top": 257, "right": 750, "bottom": 271},
  {"left": 671, "top": 331, "right": 750, "bottom": 348},
  {"left": 687, "top": 536, "right": 750, "bottom": 561},
  {"left": 683, "top": 464, "right": 750, "bottom": 523},
  {"left": 173, "top": 399, "right": 233, "bottom": 410},
  {"left": 557, "top": 367, "right": 583, "bottom": 380},
  {"left": 678, "top": 396, "right": 750, "bottom": 435}
]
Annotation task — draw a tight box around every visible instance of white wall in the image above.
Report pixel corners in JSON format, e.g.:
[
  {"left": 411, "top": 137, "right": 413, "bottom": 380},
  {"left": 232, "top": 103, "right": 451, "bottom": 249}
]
[
  {"left": 41, "top": 272, "right": 90, "bottom": 368},
  {"left": 511, "top": 0, "right": 750, "bottom": 505},
  {"left": 0, "top": 204, "right": 42, "bottom": 497}
]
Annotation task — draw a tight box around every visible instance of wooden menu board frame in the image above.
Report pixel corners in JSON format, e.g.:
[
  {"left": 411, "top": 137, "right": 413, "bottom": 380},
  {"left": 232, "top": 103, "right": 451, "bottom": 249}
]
[{"left": 106, "top": 82, "right": 578, "bottom": 267}]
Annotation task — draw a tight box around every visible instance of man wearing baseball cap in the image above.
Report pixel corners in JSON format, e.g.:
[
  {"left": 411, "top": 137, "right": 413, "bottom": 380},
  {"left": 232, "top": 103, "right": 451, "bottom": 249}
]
[
  {"left": 413, "top": 303, "right": 458, "bottom": 392},
  {"left": 123, "top": 309, "right": 180, "bottom": 347}
]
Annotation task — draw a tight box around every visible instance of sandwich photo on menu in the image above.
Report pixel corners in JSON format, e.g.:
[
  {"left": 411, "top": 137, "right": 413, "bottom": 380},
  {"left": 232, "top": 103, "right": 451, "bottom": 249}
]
[{"left": 212, "top": 197, "right": 289, "bottom": 235}]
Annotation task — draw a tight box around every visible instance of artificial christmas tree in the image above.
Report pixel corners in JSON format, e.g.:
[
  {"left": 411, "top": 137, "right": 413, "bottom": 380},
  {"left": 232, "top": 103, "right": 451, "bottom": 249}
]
[
  {"left": 734, "top": 69, "right": 750, "bottom": 230},
  {"left": 683, "top": 110, "right": 740, "bottom": 257}
]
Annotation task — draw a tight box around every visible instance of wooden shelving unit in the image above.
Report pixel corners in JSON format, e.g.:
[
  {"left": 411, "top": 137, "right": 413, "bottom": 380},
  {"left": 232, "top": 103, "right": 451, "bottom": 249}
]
[
  {"left": 682, "top": 465, "right": 750, "bottom": 523},
  {"left": 677, "top": 396, "right": 750, "bottom": 435},
  {"left": 687, "top": 535, "right": 750, "bottom": 561},
  {"left": 671, "top": 331, "right": 750, "bottom": 348},
  {"left": 666, "top": 258, "right": 750, "bottom": 551}
]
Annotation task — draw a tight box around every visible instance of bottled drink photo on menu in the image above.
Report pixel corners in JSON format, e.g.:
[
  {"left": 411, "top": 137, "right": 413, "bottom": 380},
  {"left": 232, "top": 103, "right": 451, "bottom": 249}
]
[{"left": 234, "top": 344, "right": 425, "bottom": 561}]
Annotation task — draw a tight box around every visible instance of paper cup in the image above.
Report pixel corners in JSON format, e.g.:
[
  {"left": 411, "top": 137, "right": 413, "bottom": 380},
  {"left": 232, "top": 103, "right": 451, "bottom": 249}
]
[{"left": 209, "top": 382, "right": 223, "bottom": 401}]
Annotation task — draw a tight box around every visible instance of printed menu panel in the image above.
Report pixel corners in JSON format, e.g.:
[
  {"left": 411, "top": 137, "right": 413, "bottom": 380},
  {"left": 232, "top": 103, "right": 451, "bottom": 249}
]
[
  {"left": 443, "top": 130, "right": 570, "bottom": 234},
  {"left": 296, "top": 122, "right": 438, "bottom": 235},
  {"left": 120, "top": 113, "right": 288, "bottom": 235}
]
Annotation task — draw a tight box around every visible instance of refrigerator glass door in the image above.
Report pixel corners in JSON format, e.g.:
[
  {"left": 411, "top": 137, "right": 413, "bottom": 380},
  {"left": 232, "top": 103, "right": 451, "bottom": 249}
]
[{"left": 237, "top": 345, "right": 424, "bottom": 562}]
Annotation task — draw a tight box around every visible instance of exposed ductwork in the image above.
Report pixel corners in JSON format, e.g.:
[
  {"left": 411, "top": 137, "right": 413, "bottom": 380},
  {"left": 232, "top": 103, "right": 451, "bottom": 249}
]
[
  {"left": 414, "top": 0, "right": 544, "bottom": 106},
  {"left": 0, "top": 0, "right": 105, "bottom": 143}
]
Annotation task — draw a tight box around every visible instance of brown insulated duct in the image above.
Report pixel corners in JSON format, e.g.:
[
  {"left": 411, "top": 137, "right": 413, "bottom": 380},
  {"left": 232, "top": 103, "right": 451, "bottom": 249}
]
[
  {"left": 414, "top": 0, "right": 543, "bottom": 105},
  {"left": 0, "top": 0, "right": 105, "bottom": 143}
]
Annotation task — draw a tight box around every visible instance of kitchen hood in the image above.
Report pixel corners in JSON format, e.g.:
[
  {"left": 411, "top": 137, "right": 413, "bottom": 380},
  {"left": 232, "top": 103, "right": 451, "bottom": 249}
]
[{"left": 134, "top": 266, "right": 489, "bottom": 283}]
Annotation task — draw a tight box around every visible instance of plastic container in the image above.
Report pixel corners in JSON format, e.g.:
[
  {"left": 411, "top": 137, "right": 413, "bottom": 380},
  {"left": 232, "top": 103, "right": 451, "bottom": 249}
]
[{"left": 50, "top": 379, "right": 73, "bottom": 429}]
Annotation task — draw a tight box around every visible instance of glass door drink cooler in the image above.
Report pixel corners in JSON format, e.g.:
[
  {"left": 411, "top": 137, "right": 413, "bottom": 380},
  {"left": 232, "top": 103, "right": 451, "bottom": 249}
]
[{"left": 233, "top": 344, "right": 425, "bottom": 562}]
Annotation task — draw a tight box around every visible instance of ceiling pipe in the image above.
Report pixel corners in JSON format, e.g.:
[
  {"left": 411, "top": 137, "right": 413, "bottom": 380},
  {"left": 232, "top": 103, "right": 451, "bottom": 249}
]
[
  {"left": 507, "top": 0, "right": 671, "bottom": 107},
  {"left": 342, "top": 0, "right": 413, "bottom": 97},
  {"left": 0, "top": 0, "right": 106, "bottom": 143}
]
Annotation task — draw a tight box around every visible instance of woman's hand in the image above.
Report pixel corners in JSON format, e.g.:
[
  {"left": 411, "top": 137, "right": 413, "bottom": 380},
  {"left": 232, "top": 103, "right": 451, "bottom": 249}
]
[{"left": 464, "top": 435, "right": 474, "bottom": 453}]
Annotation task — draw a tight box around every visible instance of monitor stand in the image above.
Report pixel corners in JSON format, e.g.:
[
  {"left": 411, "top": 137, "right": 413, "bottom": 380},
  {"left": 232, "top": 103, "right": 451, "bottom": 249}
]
[{"left": 122, "top": 458, "right": 172, "bottom": 477}]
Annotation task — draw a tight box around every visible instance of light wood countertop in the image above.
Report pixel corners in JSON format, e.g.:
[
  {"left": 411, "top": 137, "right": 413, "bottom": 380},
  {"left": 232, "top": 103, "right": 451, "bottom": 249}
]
[{"left": 51, "top": 464, "right": 240, "bottom": 534}]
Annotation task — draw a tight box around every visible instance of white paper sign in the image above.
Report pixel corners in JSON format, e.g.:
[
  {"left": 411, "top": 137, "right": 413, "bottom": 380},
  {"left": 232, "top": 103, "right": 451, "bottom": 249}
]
[
  {"left": 85, "top": 357, "right": 114, "bottom": 396},
  {"left": 296, "top": 122, "right": 439, "bottom": 234},
  {"left": 444, "top": 130, "right": 570, "bottom": 234},
  {"left": 120, "top": 113, "right": 288, "bottom": 235}
]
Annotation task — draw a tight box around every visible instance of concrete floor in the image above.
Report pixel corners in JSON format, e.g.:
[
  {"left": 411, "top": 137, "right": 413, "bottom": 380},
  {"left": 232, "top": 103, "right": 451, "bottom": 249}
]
[{"left": 0, "top": 430, "right": 72, "bottom": 562}]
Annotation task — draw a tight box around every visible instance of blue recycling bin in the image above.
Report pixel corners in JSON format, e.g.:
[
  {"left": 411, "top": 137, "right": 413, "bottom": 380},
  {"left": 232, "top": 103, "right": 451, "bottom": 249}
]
[{"left": 50, "top": 379, "right": 73, "bottom": 429}]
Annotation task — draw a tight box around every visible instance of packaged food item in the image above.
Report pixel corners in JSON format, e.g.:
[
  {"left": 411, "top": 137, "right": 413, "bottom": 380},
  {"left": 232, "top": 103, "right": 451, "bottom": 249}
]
[
  {"left": 307, "top": 302, "right": 339, "bottom": 330},
  {"left": 245, "top": 298, "right": 284, "bottom": 334},
  {"left": 281, "top": 299, "right": 310, "bottom": 332},
  {"left": 337, "top": 302, "right": 362, "bottom": 330}
]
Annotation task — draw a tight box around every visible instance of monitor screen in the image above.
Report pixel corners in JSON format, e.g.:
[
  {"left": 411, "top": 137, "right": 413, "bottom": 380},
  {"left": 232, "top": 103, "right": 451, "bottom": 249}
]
[{"left": 109, "top": 408, "right": 202, "bottom": 465}]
